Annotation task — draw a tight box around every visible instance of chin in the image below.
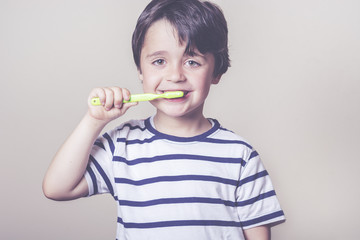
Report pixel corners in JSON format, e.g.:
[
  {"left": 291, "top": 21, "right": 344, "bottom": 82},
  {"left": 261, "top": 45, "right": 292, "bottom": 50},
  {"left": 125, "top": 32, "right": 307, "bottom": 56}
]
[
  {"left": 159, "top": 107, "right": 203, "bottom": 119},
  {"left": 159, "top": 110, "right": 186, "bottom": 118}
]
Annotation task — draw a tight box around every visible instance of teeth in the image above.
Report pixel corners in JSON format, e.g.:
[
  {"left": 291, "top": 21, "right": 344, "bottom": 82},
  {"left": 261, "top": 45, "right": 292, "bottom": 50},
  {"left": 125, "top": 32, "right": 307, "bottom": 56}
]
[{"left": 161, "top": 90, "right": 189, "bottom": 96}]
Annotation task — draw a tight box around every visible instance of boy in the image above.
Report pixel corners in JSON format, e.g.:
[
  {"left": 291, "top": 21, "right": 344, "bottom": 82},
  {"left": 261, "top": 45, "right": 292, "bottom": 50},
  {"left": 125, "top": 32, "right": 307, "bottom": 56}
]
[{"left": 43, "top": 0, "right": 285, "bottom": 239}]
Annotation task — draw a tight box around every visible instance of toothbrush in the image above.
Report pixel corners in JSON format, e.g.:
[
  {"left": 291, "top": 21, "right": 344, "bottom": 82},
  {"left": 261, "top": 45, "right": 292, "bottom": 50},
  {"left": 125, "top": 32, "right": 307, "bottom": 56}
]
[{"left": 91, "top": 91, "right": 184, "bottom": 106}]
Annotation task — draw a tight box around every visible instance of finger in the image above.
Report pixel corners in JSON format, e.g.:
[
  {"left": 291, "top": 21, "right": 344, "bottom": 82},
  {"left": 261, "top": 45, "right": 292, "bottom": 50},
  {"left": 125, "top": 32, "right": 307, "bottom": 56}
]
[
  {"left": 122, "top": 88, "right": 131, "bottom": 102},
  {"left": 112, "top": 87, "right": 123, "bottom": 109},
  {"left": 88, "top": 88, "right": 106, "bottom": 106},
  {"left": 120, "top": 88, "right": 137, "bottom": 112},
  {"left": 103, "top": 87, "right": 114, "bottom": 111}
]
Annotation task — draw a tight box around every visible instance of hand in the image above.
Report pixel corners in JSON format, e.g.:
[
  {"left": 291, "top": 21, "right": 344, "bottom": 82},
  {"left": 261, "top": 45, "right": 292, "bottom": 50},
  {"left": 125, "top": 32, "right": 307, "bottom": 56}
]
[{"left": 87, "top": 87, "right": 138, "bottom": 123}]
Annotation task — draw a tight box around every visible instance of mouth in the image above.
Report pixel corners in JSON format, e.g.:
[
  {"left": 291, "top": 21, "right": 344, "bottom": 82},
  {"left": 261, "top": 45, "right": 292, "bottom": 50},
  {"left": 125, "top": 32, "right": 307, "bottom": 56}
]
[{"left": 160, "top": 90, "right": 190, "bottom": 98}]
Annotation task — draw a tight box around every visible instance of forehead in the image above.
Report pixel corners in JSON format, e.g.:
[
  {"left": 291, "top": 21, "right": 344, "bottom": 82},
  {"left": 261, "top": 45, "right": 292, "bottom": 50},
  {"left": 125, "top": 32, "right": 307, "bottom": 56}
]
[
  {"left": 144, "top": 20, "right": 183, "bottom": 47},
  {"left": 141, "top": 19, "right": 203, "bottom": 57}
]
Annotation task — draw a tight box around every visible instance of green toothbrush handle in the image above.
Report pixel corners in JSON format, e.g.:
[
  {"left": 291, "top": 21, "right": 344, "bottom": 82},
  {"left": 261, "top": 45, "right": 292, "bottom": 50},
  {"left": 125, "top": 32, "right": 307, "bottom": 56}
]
[
  {"left": 90, "top": 98, "right": 102, "bottom": 105},
  {"left": 90, "top": 94, "right": 151, "bottom": 105},
  {"left": 90, "top": 91, "right": 184, "bottom": 106},
  {"left": 123, "top": 94, "right": 158, "bottom": 103}
]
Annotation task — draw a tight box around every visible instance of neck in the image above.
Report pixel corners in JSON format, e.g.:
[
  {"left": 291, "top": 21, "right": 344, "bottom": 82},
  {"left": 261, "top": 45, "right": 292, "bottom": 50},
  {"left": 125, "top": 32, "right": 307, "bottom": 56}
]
[{"left": 153, "top": 112, "right": 212, "bottom": 137}]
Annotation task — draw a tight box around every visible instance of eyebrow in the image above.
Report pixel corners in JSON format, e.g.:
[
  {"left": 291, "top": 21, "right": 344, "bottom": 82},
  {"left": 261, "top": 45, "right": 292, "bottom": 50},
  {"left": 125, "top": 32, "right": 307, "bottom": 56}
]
[
  {"left": 145, "top": 50, "right": 206, "bottom": 60},
  {"left": 145, "top": 51, "right": 167, "bottom": 60}
]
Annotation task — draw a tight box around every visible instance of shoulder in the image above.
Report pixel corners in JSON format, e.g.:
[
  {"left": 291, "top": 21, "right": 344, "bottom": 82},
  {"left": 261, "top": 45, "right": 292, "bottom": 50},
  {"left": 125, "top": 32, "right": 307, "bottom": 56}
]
[
  {"left": 92, "top": 118, "right": 150, "bottom": 156},
  {"left": 209, "top": 119, "right": 257, "bottom": 162},
  {"left": 116, "top": 118, "right": 147, "bottom": 132},
  {"left": 210, "top": 119, "right": 253, "bottom": 148},
  {"left": 95, "top": 119, "right": 147, "bottom": 146},
  {"left": 104, "top": 118, "right": 148, "bottom": 140}
]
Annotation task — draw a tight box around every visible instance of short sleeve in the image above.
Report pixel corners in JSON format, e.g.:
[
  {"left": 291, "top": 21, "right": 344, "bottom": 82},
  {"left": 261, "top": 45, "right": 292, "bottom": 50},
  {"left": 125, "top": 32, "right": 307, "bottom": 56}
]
[
  {"left": 84, "top": 130, "right": 117, "bottom": 197},
  {"left": 236, "top": 150, "right": 285, "bottom": 229}
]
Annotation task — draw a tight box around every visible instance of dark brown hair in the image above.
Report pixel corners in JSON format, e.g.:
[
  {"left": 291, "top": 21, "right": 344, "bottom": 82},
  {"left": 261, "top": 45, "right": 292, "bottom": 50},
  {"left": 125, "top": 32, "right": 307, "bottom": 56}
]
[{"left": 132, "top": 0, "right": 230, "bottom": 77}]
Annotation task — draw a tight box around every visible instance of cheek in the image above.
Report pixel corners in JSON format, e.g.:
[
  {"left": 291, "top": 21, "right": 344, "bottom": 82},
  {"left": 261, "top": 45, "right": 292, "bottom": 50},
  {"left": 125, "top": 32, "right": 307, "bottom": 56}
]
[
  {"left": 196, "top": 75, "right": 215, "bottom": 98},
  {"left": 141, "top": 73, "right": 158, "bottom": 92},
  {"left": 142, "top": 79, "right": 151, "bottom": 92},
  {"left": 196, "top": 72, "right": 214, "bottom": 89}
]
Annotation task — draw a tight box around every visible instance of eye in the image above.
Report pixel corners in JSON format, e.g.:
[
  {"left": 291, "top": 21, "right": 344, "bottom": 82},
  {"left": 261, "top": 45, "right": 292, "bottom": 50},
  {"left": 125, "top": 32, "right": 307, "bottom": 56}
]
[
  {"left": 185, "top": 60, "right": 200, "bottom": 68},
  {"left": 152, "top": 59, "right": 166, "bottom": 65}
]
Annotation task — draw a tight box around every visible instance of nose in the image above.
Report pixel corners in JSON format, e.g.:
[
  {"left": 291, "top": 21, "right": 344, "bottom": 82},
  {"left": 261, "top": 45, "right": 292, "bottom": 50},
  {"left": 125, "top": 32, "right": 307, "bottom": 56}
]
[{"left": 166, "top": 63, "right": 185, "bottom": 82}]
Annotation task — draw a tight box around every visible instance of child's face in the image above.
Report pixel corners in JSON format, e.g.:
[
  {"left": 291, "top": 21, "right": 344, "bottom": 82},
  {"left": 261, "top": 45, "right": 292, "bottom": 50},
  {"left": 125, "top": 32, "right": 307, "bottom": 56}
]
[{"left": 139, "top": 19, "right": 221, "bottom": 119}]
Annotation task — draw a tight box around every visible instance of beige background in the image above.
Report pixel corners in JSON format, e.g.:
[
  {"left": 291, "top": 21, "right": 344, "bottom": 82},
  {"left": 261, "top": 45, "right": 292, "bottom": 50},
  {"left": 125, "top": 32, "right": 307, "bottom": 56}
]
[{"left": 1, "top": 0, "right": 359, "bottom": 239}]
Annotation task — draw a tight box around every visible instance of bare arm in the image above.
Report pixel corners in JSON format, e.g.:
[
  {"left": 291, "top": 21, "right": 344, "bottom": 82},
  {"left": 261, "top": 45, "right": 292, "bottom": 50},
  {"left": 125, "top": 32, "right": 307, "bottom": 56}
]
[
  {"left": 42, "top": 114, "right": 106, "bottom": 200},
  {"left": 42, "top": 87, "right": 137, "bottom": 201},
  {"left": 243, "top": 225, "right": 271, "bottom": 240}
]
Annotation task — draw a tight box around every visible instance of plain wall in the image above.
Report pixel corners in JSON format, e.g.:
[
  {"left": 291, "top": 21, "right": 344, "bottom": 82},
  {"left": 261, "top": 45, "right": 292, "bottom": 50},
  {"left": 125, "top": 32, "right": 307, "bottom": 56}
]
[{"left": 1, "top": 0, "right": 359, "bottom": 239}]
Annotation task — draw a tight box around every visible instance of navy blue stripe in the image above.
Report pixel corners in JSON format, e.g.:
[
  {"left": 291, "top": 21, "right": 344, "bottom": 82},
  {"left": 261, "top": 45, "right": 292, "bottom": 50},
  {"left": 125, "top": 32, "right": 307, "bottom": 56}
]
[
  {"left": 249, "top": 150, "right": 259, "bottom": 160},
  {"left": 238, "top": 170, "right": 268, "bottom": 187},
  {"left": 241, "top": 210, "right": 285, "bottom": 227},
  {"left": 118, "top": 197, "right": 236, "bottom": 207},
  {"left": 117, "top": 136, "right": 159, "bottom": 145},
  {"left": 90, "top": 155, "right": 114, "bottom": 196},
  {"left": 237, "top": 190, "right": 276, "bottom": 207},
  {"left": 202, "top": 138, "right": 252, "bottom": 149},
  {"left": 103, "top": 133, "right": 115, "bottom": 154},
  {"left": 94, "top": 140, "right": 105, "bottom": 150},
  {"left": 113, "top": 154, "right": 246, "bottom": 166},
  {"left": 117, "top": 123, "right": 146, "bottom": 132},
  {"left": 144, "top": 117, "right": 220, "bottom": 143},
  {"left": 117, "top": 191, "right": 276, "bottom": 208},
  {"left": 115, "top": 175, "right": 238, "bottom": 186},
  {"left": 117, "top": 136, "right": 252, "bottom": 150},
  {"left": 117, "top": 218, "right": 241, "bottom": 229},
  {"left": 86, "top": 165, "right": 98, "bottom": 195},
  {"left": 219, "top": 126, "right": 233, "bottom": 132}
]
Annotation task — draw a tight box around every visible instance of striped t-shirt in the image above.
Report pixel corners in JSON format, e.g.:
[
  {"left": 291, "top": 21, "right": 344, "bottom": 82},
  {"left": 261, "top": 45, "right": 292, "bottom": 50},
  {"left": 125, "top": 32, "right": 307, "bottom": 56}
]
[{"left": 85, "top": 117, "right": 285, "bottom": 240}]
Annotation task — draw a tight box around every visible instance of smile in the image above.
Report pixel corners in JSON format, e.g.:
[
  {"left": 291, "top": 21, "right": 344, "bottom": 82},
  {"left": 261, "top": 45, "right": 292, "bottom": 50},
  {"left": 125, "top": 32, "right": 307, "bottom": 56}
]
[{"left": 160, "top": 90, "right": 190, "bottom": 98}]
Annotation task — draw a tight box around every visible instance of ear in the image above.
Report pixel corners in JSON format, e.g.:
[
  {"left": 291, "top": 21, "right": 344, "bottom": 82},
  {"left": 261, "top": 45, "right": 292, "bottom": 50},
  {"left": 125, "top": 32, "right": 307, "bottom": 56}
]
[{"left": 212, "top": 74, "right": 222, "bottom": 85}]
